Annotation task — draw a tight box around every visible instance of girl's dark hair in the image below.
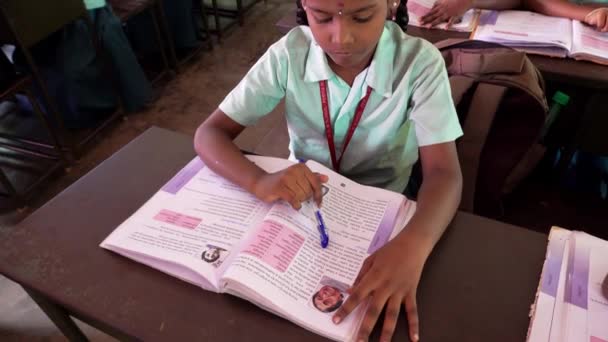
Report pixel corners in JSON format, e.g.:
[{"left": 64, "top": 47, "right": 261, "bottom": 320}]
[{"left": 296, "top": 0, "right": 409, "bottom": 31}]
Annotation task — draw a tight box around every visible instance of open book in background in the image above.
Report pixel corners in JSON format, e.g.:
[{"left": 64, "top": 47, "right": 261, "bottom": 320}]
[
  {"left": 407, "top": 0, "right": 482, "bottom": 32},
  {"left": 100, "top": 155, "right": 416, "bottom": 342},
  {"left": 472, "top": 10, "right": 608, "bottom": 65},
  {"left": 527, "top": 227, "right": 608, "bottom": 342}
]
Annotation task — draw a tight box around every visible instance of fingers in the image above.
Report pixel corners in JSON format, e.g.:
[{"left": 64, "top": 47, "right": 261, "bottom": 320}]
[
  {"left": 420, "top": 7, "right": 443, "bottom": 25},
  {"left": 355, "top": 292, "right": 391, "bottom": 342},
  {"left": 593, "top": 12, "right": 606, "bottom": 31},
  {"left": 293, "top": 177, "right": 313, "bottom": 207},
  {"left": 274, "top": 164, "right": 329, "bottom": 210},
  {"left": 380, "top": 296, "right": 402, "bottom": 342},
  {"left": 281, "top": 164, "right": 316, "bottom": 209},
  {"left": 423, "top": 10, "right": 449, "bottom": 27},
  {"left": 278, "top": 186, "right": 300, "bottom": 210},
  {"left": 446, "top": 16, "right": 455, "bottom": 29},
  {"left": 333, "top": 274, "right": 375, "bottom": 324},
  {"left": 352, "top": 257, "right": 374, "bottom": 289},
  {"left": 304, "top": 170, "right": 324, "bottom": 207},
  {"left": 430, "top": 12, "right": 449, "bottom": 26},
  {"left": 404, "top": 292, "right": 420, "bottom": 342},
  {"left": 600, "top": 13, "right": 608, "bottom": 32}
]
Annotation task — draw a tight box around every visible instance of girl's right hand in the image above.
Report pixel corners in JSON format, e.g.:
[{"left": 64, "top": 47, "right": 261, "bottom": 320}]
[
  {"left": 252, "top": 164, "right": 328, "bottom": 210},
  {"left": 420, "top": 0, "right": 473, "bottom": 27},
  {"left": 585, "top": 8, "right": 608, "bottom": 32}
]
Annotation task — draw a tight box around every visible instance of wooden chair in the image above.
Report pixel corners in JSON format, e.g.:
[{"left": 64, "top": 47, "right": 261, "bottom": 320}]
[
  {"left": 171, "top": 0, "right": 213, "bottom": 70},
  {"left": 107, "top": 0, "right": 174, "bottom": 81},
  {"left": 0, "top": 74, "right": 67, "bottom": 209},
  {"left": 204, "top": 0, "right": 265, "bottom": 40},
  {"left": 0, "top": 0, "right": 126, "bottom": 157}
]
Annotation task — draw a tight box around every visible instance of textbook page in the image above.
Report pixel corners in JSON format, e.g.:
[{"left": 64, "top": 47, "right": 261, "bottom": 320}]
[
  {"left": 527, "top": 227, "right": 570, "bottom": 342},
  {"left": 587, "top": 236, "right": 608, "bottom": 342},
  {"left": 220, "top": 161, "right": 415, "bottom": 341},
  {"left": 549, "top": 231, "right": 590, "bottom": 342},
  {"left": 528, "top": 229, "right": 608, "bottom": 342},
  {"left": 570, "top": 20, "right": 608, "bottom": 65},
  {"left": 100, "top": 156, "right": 294, "bottom": 292},
  {"left": 407, "top": 0, "right": 480, "bottom": 32},
  {"left": 473, "top": 10, "right": 572, "bottom": 56}
]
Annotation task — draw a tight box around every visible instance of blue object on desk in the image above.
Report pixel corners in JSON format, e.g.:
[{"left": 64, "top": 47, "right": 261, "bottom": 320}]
[
  {"left": 315, "top": 210, "right": 329, "bottom": 248},
  {"left": 297, "top": 159, "right": 329, "bottom": 248}
]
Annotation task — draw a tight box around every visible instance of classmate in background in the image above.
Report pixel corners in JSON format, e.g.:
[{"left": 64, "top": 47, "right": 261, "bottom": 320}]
[
  {"left": 525, "top": 0, "right": 608, "bottom": 31},
  {"left": 419, "top": 0, "right": 521, "bottom": 27},
  {"left": 420, "top": 0, "right": 608, "bottom": 31},
  {"left": 194, "top": 1, "right": 463, "bottom": 340}
]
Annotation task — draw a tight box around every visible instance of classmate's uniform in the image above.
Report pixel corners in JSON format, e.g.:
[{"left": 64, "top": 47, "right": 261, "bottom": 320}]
[
  {"left": 220, "top": 22, "right": 462, "bottom": 192},
  {"left": 84, "top": 0, "right": 106, "bottom": 10}
]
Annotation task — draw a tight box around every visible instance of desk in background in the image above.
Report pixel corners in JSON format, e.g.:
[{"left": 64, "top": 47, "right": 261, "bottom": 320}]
[
  {"left": 0, "top": 127, "right": 547, "bottom": 341},
  {"left": 276, "top": 14, "right": 608, "bottom": 89}
]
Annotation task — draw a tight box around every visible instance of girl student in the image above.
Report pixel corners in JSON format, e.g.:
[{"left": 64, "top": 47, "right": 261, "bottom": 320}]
[{"left": 194, "top": 0, "right": 463, "bottom": 340}]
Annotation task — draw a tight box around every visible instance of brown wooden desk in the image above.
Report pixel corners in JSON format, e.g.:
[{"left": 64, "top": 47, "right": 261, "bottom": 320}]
[
  {"left": 276, "top": 14, "right": 608, "bottom": 89},
  {"left": 0, "top": 127, "right": 548, "bottom": 341}
]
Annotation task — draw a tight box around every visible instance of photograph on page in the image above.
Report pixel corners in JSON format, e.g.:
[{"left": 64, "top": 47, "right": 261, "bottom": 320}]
[
  {"left": 200, "top": 244, "right": 230, "bottom": 268},
  {"left": 309, "top": 276, "right": 350, "bottom": 314}
]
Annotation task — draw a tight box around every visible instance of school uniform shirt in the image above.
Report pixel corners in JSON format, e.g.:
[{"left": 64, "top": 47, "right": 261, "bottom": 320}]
[
  {"left": 219, "top": 21, "right": 463, "bottom": 193},
  {"left": 84, "top": 0, "right": 106, "bottom": 10}
]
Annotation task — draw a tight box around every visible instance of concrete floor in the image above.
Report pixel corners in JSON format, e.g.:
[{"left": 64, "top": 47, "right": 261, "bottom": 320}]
[
  {"left": 0, "top": 1, "right": 293, "bottom": 340},
  {"left": 1, "top": 0, "right": 606, "bottom": 340}
]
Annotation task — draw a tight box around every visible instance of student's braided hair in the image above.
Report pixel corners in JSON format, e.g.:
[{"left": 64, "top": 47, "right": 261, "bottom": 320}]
[{"left": 296, "top": 0, "right": 409, "bottom": 31}]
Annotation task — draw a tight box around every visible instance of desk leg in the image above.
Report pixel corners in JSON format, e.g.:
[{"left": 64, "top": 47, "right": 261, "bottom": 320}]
[{"left": 24, "top": 287, "right": 89, "bottom": 342}]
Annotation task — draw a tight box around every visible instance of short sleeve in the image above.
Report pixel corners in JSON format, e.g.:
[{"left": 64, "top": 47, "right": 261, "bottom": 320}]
[
  {"left": 408, "top": 46, "right": 463, "bottom": 147},
  {"left": 218, "top": 39, "right": 288, "bottom": 126}
]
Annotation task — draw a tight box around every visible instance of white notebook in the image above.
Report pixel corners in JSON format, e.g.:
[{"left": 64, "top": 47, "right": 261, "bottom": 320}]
[
  {"left": 527, "top": 227, "right": 608, "bottom": 342},
  {"left": 472, "top": 10, "right": 608, "bottom": 65}
]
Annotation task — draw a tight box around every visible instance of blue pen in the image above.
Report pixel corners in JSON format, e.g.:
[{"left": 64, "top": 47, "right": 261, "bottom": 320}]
[
  {"left": 298, "top": 159, "right": 330, "bottom": 248},
  {"left": 315, "top": 209, "right": 329, "bottom": 248}
]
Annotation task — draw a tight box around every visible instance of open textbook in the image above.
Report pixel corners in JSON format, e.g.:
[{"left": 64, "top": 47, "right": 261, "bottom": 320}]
[
  {"left": 472, "top": 10, "right": 608, "bottom": 65},
  {"left": 101, "top": 155, "right": 416, "bottom": 341},
  {"left": 407, "top": 0, "right": 482, "bottom": 32},
  {"left": 527, "top": 227, "right": 608, "bottom": 342}
]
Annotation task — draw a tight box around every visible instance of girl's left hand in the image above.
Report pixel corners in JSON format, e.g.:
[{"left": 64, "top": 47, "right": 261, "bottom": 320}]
[{"left": 332, "top": 231, "right": 431, "bottom": 342}]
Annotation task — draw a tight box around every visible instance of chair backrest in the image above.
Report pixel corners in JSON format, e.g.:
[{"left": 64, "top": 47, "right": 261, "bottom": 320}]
[{"left": 0, "top": 0, "right": 87, "bottom": 47}]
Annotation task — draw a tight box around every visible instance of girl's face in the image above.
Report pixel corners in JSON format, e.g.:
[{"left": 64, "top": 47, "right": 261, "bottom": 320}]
[{"left": 302, "top": 0, "right": 394, "bottom": 70}]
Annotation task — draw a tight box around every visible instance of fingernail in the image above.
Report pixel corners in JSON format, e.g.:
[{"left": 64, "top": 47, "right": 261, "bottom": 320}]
[
  {"left": 332, "top": 316, "right": 341, "bottom": 324},
  {"left": 413, "top": 333, "right": 420, "bottom": 341}
]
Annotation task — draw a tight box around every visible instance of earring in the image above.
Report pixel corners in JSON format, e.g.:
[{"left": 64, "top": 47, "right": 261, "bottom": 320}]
[
  {"left": 338, "top": 9, "right": 343, "bottom": 16},
  {"left": 393, "top": 1, "right": 397, "bottom": 6}
]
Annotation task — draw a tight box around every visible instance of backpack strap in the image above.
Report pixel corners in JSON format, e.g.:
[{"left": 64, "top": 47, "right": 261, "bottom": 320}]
[
  {"left": 458, "top": 83, "right": 508, "bottom": 212},
  {"left": 449, "top": 75, "right": 476, "bottom": 105},
  {"left": 438, "top": 39, "right": 527, "bottom": 75}
]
